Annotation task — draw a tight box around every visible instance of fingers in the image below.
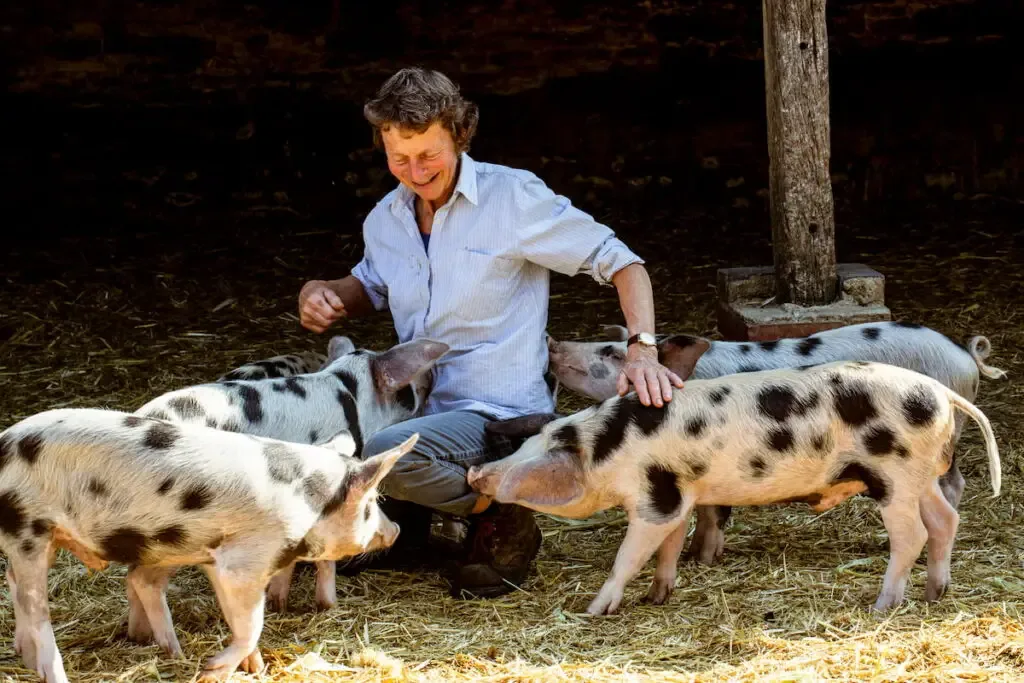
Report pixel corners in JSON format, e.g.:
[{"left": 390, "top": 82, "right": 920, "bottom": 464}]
[
  {"left": 617, "top": 370, "right": 630, "bottom": 397},
  {"left": 620, "top": 362, "right": 684, "bottom": 407},
  {"left": 321, "top": 287, "right": 345, "bottom": 312},
  {"left": 658, "top": 370, "right": 674, "bottom": 403}
]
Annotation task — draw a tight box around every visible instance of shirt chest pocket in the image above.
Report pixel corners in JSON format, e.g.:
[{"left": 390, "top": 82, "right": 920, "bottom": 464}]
[{"left": 443, "top": 247, "right": 520, "bottom": 319}]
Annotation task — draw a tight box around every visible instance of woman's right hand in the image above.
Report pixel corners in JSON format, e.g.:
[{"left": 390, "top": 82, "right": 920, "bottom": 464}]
[{"left": 299, "top": 280, "right": 347, "bottom": 333}]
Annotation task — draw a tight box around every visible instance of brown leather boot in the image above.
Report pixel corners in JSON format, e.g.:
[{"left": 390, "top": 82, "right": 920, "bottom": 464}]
[{"left": 447, "top": 502, "right": 542, "bottom": 599}]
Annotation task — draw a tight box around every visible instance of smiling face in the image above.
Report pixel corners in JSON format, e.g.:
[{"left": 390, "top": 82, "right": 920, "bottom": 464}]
[{"left": 381, "top": 122, "right": 460, "bottom": 210}]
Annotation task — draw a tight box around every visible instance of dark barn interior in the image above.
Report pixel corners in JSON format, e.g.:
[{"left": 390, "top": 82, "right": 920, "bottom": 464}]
[{"left": 1, "top": 0, "right": 1023, "bottom": 680}]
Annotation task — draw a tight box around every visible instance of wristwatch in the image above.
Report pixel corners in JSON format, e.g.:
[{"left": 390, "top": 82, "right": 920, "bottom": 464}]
[{"left": 626, "top": 332, "right": 657, "bottom": 348}]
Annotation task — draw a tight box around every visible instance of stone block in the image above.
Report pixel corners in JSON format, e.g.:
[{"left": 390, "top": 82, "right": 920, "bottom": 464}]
[{"left": 716, "top": 263, "right": 891, "bottom": 341}]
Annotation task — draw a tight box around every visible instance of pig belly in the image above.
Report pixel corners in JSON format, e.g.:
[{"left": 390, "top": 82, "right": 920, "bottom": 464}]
[{"left": 694, "top": 459, "right": 857, "bottom": 509}]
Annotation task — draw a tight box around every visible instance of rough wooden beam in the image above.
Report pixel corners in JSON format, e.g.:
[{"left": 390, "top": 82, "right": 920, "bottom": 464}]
[{"left": 763, "top": 0, "right": 837, "bottom": 305}]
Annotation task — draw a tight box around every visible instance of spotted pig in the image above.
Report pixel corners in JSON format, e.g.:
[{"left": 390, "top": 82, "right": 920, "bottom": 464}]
[
  {"left": 0, "top": 408, "right": 417, "bottom": 683},
  {"left": 547, "top": 320, "right": 1006, "bottom": 564},
  {"left": 469, "top": 360, "right": 1000, "bottom": 616},
  {"left": 216, "top": 349, "right": 327, "bottom": 382},
  {"left": 134, "top": 335, "right": 448, "bottom": 613}
]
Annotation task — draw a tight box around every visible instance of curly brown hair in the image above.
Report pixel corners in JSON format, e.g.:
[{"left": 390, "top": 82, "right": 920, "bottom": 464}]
[{"left": 363, "top": 67, "right": 480, "bottom": 153}]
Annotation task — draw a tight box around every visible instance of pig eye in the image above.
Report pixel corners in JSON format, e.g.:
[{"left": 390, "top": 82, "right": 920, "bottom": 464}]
[
  {"left": 599, "top": 345, "right": 624, "bottom": 360},
  {"left": 363, "top": 503, "right": 372, "bottom": 521}
]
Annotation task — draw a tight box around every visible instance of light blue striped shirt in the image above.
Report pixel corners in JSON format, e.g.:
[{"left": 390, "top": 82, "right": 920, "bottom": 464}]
[{"left": 351, "top": 153, "right": 643, "bottom": 420}]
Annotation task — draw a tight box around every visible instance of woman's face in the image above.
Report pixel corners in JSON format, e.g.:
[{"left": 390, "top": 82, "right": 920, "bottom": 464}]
[{"left": 381, "top": 122, "right": 459, "bottom": 209}]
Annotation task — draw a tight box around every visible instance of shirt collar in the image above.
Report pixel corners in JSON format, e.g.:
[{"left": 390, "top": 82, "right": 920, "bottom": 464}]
[{"left": 390, "top": 152, "right": 478, "bottom": 215}]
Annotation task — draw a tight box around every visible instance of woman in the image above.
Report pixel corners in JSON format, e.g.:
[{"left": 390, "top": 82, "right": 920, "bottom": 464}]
[{"left": 298, "top": 67, "right": 683, "bottom": 598}]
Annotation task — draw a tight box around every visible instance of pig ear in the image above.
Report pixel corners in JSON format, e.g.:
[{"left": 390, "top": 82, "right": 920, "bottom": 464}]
[
  {"left": 601, "top": 324, "right": 630, "bottom": 341},
  {"left": 326, "top": 336, "right": 356, "bottom": 362},
  {"left": 371, "top": 339, "right": 450, "bottom": 394},
  {"left": 484, "top": 413, "right": 559, "bottom": 439},
  {"left": 320, "top": 429, "right": 356, "bottom": 453},
  {"left": 498, "top": 449, "right": 584, "bottom": 508},
  {"left": 658, "top": 335, "right": 711, "bottom": 381},
  {"left": 351, "top": 433, "right": 418, "bottom": 493}
]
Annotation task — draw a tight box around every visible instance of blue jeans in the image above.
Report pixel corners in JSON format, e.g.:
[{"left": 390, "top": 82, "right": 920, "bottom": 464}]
[{"left": 362, "top": 410, "right": 511, "bottom": 518}]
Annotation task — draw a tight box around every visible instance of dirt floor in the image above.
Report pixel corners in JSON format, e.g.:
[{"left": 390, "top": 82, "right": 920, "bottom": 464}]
[{"left": 2, "top": 62, "right": 1024, "bottom": 679}]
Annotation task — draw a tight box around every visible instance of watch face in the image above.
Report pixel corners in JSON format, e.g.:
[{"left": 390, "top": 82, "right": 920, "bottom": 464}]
[{"left": 632, "top": 332, "right": 656, "bottom": 346}]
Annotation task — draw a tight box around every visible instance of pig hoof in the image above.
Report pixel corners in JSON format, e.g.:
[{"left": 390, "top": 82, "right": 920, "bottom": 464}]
[
  {"left": 241, "top": 649, "right": 265, "bottom": 674},
  {"left": 314, "top": 597, "right": 336, "bottom": 612},
  {"left": 198, "top": 663, "right": 235, "bottom": 682},
  {"left": 265, "top": 595, "right": 288, "bottom": 613},
  {"left": 127, "top": 623, "right": 154, "bottom": 644},
  {"left": 925, "top": 581, "right": 949, "bottom": 602},
  {"left": 643, "top": 580, "right": 673, "bottom": 605},
  {"left": 159, "top": 638, "right": 184, "bottom": 659}
]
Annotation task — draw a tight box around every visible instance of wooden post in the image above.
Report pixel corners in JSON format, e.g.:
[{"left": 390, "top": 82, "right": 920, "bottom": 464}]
[{"left": 762, "top": 0, "right": 837, "bottom": 305}]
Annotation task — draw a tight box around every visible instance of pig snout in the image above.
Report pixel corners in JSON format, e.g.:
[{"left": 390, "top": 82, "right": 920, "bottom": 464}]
[
  {"left": 381, "top": 519, "right": 400, "bottom": 548},
  {"left": 467, "top": 465, "right": 498, "bottom": 497}
]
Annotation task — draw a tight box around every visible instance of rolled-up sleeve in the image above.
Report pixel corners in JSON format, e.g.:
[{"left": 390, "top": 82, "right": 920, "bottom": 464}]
[
  {"left": 350, "top": 250, "right": 389, "bottom": 311},
  {"left": 514, "top": 174, "right": 644, "bottom": 285}
]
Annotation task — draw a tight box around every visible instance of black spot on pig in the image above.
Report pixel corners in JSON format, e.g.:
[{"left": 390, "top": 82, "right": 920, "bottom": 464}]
[
  {"left": 180, "top": 484, "right": 212, "bottom": 511},
  {"left": 812, "top": 432, "right": 833, "bottom": 453},
  {"left": 749, "top": 456, "right": 769, "bottom": 478},
  {"left": 862, "top": 327, "right": 881, "bottom": 341},
  {"left": 146, "top": 410, "right": 172, "bottom": 422},
  {"left": 646, "top": 465, "right": 682, "bottom": 517},
  {"left": 266, "top": 443, "right": 303, "bottom": 483},
  {"left": 623, "top": 395, "right": 669, "bottom": 436},
  {"left": 222, "top": 421, "right": 242, "bottom": 433},
  {"left": 757, "top": 386, "right": 800, "bottom": 422},
  {"left": 0, "top": 435, "right": 12, "bottom": 475},
  {"left": 238, "top": 386, "right": 264, "bottom": 424},
  {"left": 738, "top": 365, "right": 760, "bottom": 373},
  {"left": 304, "top": 472, "right": 332, "bottom": 510},
  {"left": 101, "top": 527, "right": 150, "bottom": 564},
  {"left": 766, "top": 427, "right": 795, "bottom": 452},
  {"left": 321, "top": 475, "right": 353, "bottom": 518},
  {"left": 892, "top": 321, "right": 923, "bottom": 329},
  {"left": 283, "top": 377, "right": 307, "bottom": 399},
  {"left": 88, "top": 478, "right": 109, "bottom": 498},
  {"left": 123, "top": 416, "right": 144, "bottom": 428},
  {"left": 833, "top": 382, "right": 877, "bottom": 426},
  {"left": 831, "top": 463, "right": 890, "bottom": 504},
  {"left": 592, "top": 401, "right": 632, "bottom": 465},
  {"left": 690, "top": 461, "right": 708, "bottom": 479},
  {"left": 221, "top": 381, "right": 239, "bottom": 388},
  {"left": 552, "top": 424, "right": 581, "bottom": 457},
  {"left": 685, "top": 417, "right": 706, "bottom": 438},
  {"left": 336, "top": 390, "right": 363, "bottom": 456},
  {"left": 252, "top": 361, "right": 283, "bottom": 378},
  {"left": 157, "top": 477, "right": 175, "bottom": 495},
  {"left": 797, "top": 337, "right": 823, "bottom": 356},
  {"left": 795, "top": 390, "right": 820, "bottom": 416},
  {"left": 589, "top": 362, "right": 611, "bottom": 379},
  {"left": 863, "top": 426, "right": 909, "bottom": 458},
  {"left": 829, "top": 374, "right": 843, "bottom": 386},
  {"left": 598, "top": 345, "right": 621, "bottom": 358},
  {"left": 18, "top": 433, "right": 43, "bottom": 465},
  {"left": 0, "top": 491, "right": 26, "bottom": 536},
  {"left": 169, "top": 395, "right": 205, "bottom": 420},
  {"left": 273, "top": 538, "right": 310, "bottom": 571},
  {"left": 144, "top": 422, "right": 179, "bottom": 450},
  {"left": 334, "top": 371, "right": 359, "bottom": 397},
  {"left": 206, "top": 418, "right": 218, "bottom": 428},
  {"left": 759, "top": 341, "right": 779, "bottom": 352},
  {"left": 396, "top": 385, "right": 417, "bottom": 412},
  {"left": 219, "top": 369, "right": 249, "bottom": 381},
  {"left": 709, "top": 387, "right": 731, "bottom": 405},
  {"left": 309, "top": 430, "right": 319, "bottom": 444},
  {"left": 20, "top": 540, "right": 35, "bottom": 554},
  {"left": 154, "top": 525, "right": 187, "bottom": 546},
  {"left": 901, "top": 386, "right": 938, "bottom": 428},
  {"left": 739, "top": 344, "right": 752, "bottom": 354},
  {"left": 31, "top": 519, "right": 51, "bottom": 536}
]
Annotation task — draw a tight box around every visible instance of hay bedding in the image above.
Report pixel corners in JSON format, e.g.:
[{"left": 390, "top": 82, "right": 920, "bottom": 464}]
[{"left": 1, "top": 203, "right": 1023, "bottom": 682}]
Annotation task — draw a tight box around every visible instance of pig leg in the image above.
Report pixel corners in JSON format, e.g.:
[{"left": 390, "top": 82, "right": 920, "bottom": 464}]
[
  {"left": 265, "top": 562, "right": 296, "bottom": 613},
  {"left": 313, "top": 560, "right": 337, "bottom": 611},
  {"left": 126, "top": 566, "right": 183, "bottom": 657},
  {"left": 919, "top": 479, "right": 959, "bottom": 602},
  {"left": 683, "top": 505, "right": 729, "bottom": 566},
  {"left": 125, "top": 570, "right": 153, "bottom": 644},
  {"left": 588, "top": 503, "right": 694, "bottom": 616},
  {"left": 643, "top": 513, "right": 692, "bottom": 605},
  {"left": 7, "top": 547, "right": 68, "bottom": 683},
  {"left": 872, "top": 492, "right": 928, "bottom": 612},
  {"left": 198, "top": 564, "right": 267, "bottom": 681}
]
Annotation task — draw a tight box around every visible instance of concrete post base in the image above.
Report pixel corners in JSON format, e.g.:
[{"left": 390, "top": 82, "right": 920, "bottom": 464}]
[{"left": 716, "top": 263, "right": 892, "bottom": 341}]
